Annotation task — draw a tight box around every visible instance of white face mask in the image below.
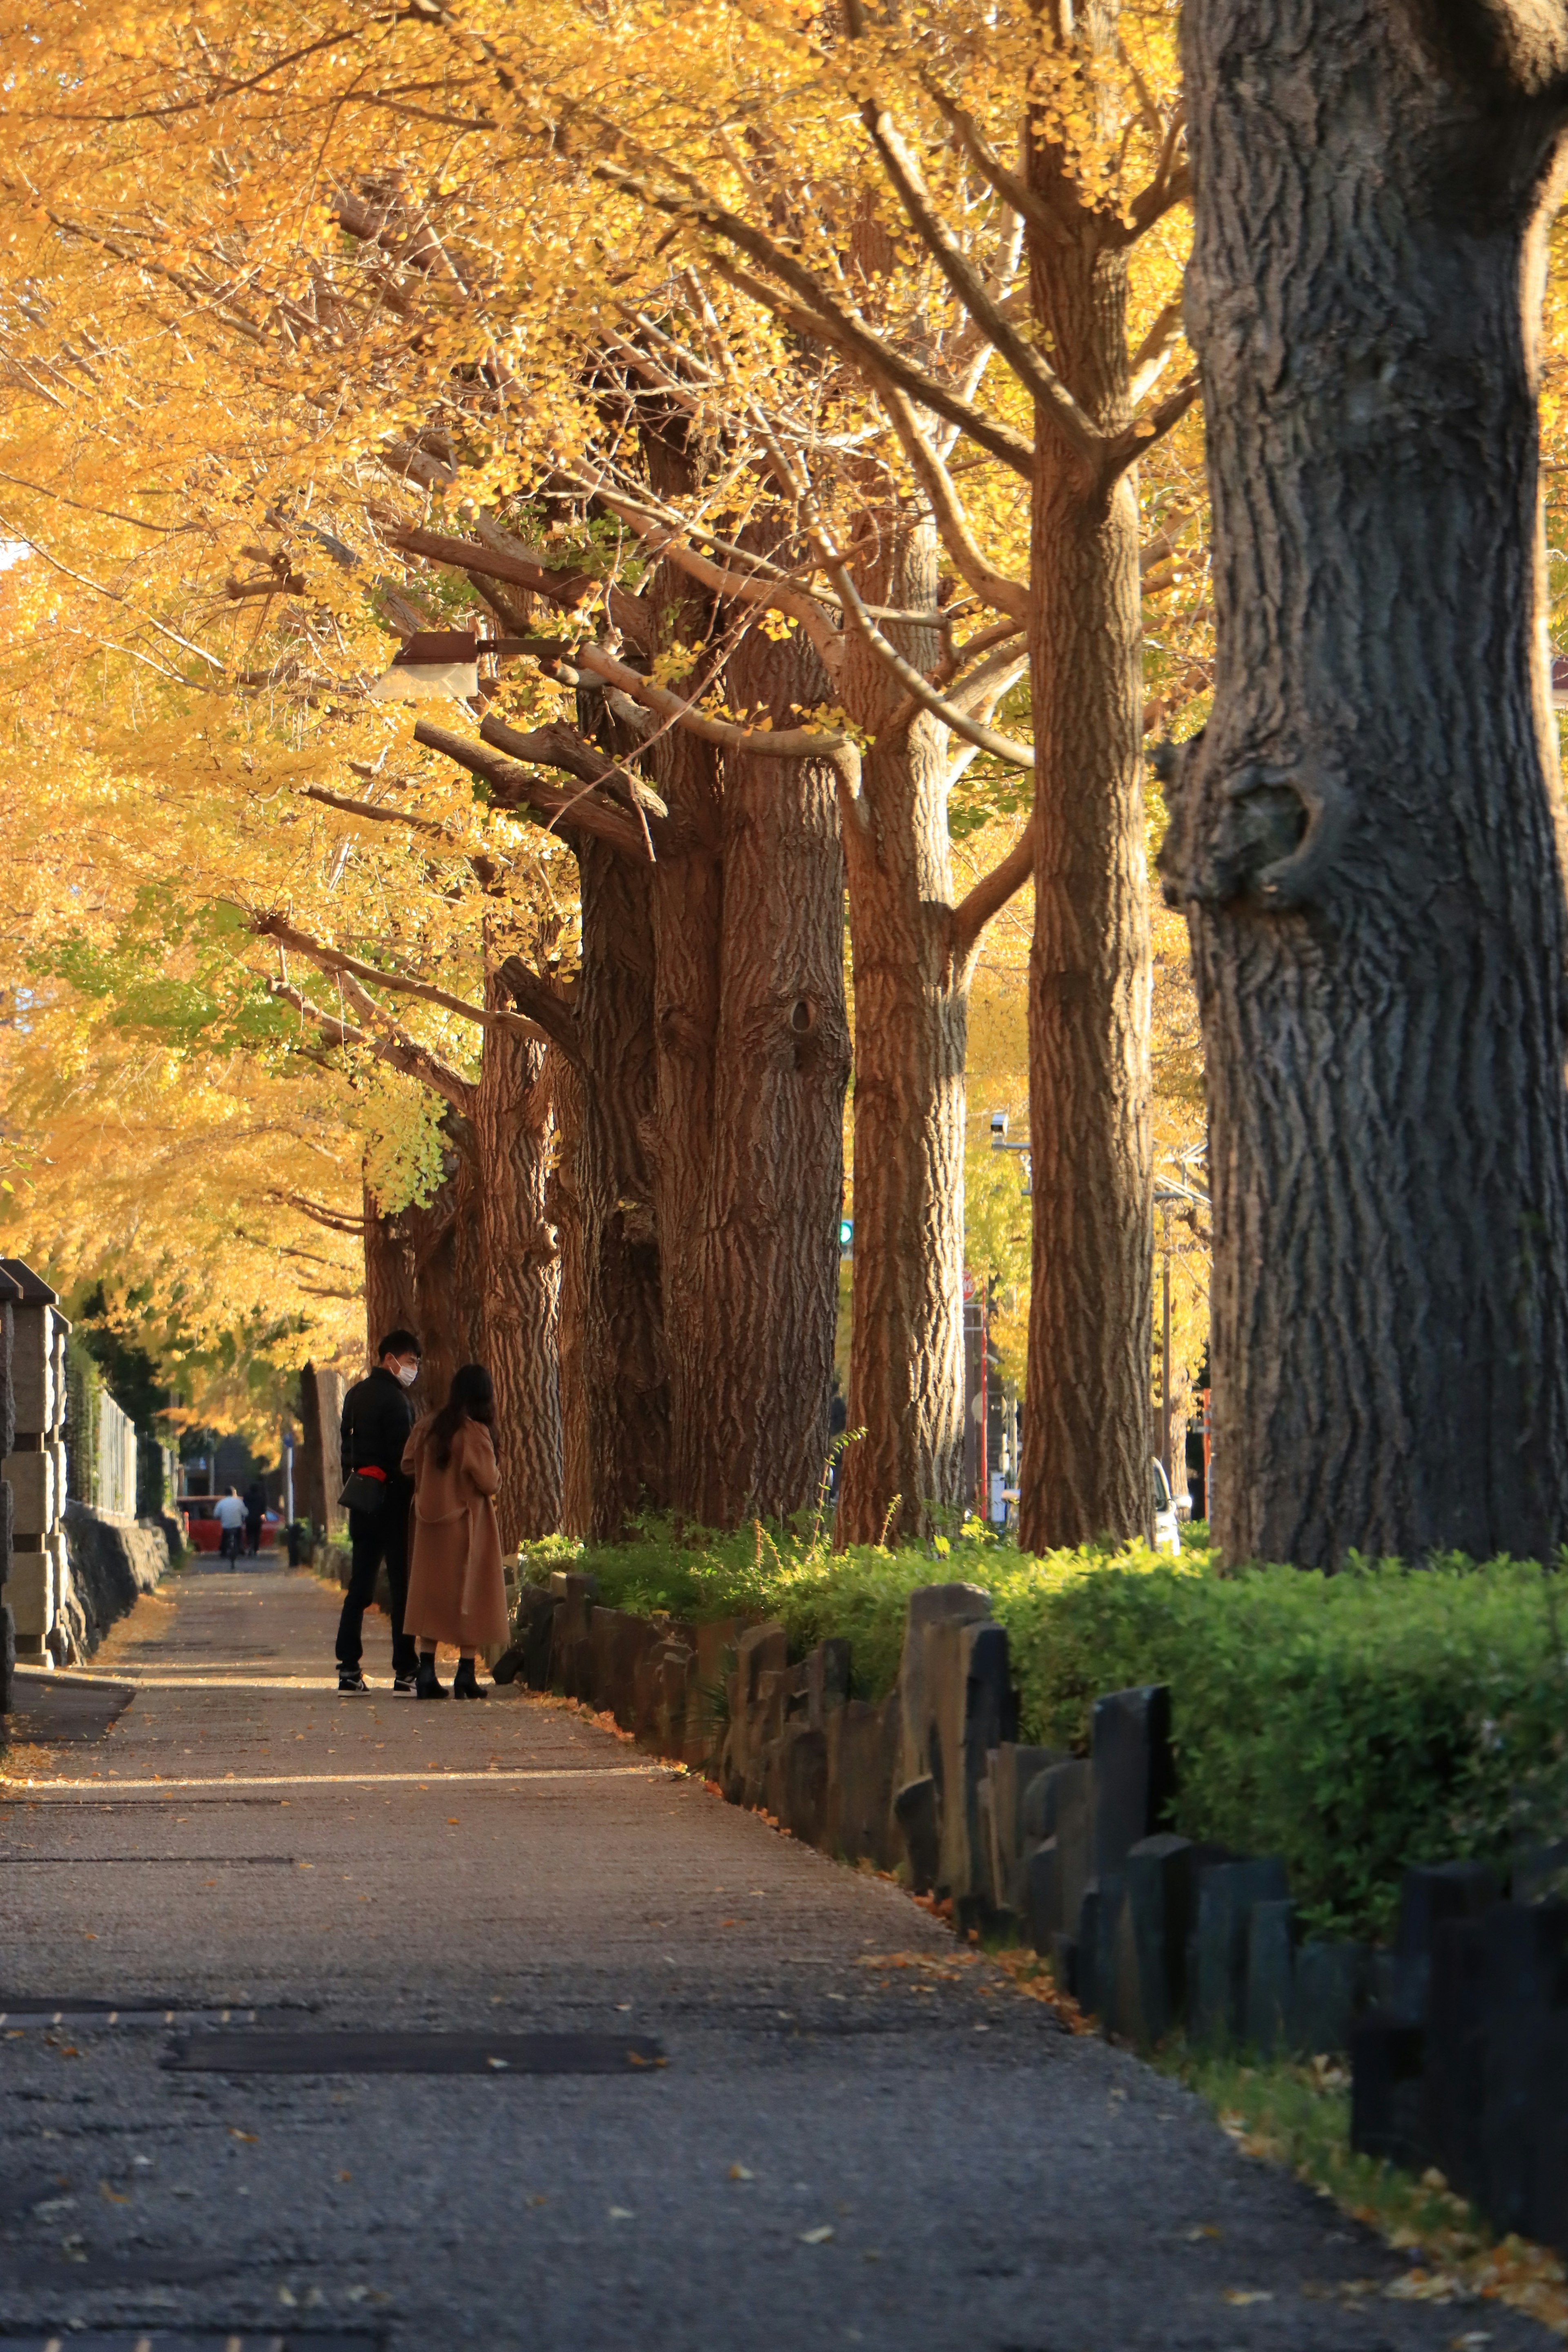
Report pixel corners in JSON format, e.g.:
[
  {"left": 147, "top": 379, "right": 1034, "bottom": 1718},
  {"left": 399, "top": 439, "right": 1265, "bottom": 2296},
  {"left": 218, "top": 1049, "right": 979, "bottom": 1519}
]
[{"left": 394, "top": 1361, "right": 419, "bottom": 1388}]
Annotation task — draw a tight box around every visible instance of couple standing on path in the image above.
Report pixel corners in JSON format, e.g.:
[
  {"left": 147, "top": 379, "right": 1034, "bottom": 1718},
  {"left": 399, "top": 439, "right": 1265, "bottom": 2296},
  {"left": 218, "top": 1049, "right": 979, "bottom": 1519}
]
[{"left": 334, "top": 1328, "right": 510, "bottom": 1700}]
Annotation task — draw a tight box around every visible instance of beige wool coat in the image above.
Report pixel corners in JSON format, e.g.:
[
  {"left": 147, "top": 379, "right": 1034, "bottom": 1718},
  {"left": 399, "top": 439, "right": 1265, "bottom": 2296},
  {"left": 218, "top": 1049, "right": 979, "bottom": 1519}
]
[{"left": 401, "top": 1414, "right": 509, "bottom": 1653}]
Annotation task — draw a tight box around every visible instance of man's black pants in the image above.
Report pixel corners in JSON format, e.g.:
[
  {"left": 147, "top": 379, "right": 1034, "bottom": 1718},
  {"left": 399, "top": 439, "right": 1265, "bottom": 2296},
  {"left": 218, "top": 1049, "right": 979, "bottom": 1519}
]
[{"left": 335, "top": 1496, "right": 416, "bottom": 1679}]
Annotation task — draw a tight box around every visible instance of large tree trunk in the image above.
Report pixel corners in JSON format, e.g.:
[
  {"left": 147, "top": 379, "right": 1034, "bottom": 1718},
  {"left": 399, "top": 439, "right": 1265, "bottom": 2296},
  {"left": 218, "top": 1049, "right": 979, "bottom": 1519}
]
[
  {"left": 362, "top": 1180, "right": 416, "bottom": 1360},
  {"left": 1018, "top": 159, "right": 1154, "bottom": 1552},
  {"left": 836, "top": 523, "right": 970, "bottom": 1546},
  {"left": 640, "top": 483, "right": 849, "bottom": 1529},
  {"left": 549, "top": 1050, "right": 591, "bottom": 1533},
  {"left": 1162, "top": 0, "right": 1568, "bottom": 1566},
  {"left": 572, "top": 835, "right": 670, "bottom": 1538},
  {"left": 406, "top": 1120, "right": 485, "bottom": 1417},
  {"left": 474, "top": 976, "right": 561, "bottom": 1545},
  {"left": 670, "top": 651, "right": 848, "bottom": 1526}
]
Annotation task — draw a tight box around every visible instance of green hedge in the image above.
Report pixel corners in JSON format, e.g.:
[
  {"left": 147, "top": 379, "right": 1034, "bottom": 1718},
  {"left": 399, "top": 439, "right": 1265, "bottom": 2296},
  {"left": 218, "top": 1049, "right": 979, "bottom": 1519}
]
[{"left": 519, "top": 1524, "right": 1568, "bottom": 1939}]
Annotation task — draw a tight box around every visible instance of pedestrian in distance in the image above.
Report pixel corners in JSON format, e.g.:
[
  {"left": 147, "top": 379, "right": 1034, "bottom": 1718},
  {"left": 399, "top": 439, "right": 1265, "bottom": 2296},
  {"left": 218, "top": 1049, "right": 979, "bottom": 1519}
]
[
  {"left": 401, "top": 1363, "right": 508, "bottom": 1701},
  {"left": 243, "top": 1479, "right": 266, "bottom": 1558},
  {"left": 335, "top": 1329, "right": 422, "bottom": 1696},
  {"left": 214, "top": 1486, "right": 246, "bottom": 1568}
]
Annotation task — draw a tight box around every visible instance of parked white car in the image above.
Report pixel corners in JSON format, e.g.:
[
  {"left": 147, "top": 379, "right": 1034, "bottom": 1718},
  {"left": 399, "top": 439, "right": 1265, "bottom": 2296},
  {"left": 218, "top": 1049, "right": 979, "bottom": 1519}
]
[{"left": 1151, "top": 1457, "right": 1181, "bottom": 1556}]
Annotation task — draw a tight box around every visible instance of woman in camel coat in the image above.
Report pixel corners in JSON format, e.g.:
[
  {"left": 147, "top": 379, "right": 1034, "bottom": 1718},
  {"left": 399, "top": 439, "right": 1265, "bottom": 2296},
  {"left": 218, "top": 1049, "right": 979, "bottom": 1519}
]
[{"left": 401, "top": 1362, "right": 509, "bottom": 1699}]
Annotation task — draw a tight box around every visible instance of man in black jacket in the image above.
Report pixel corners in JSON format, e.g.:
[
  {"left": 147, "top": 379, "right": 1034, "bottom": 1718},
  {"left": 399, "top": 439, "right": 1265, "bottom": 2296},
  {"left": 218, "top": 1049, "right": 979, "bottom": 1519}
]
[{"left": 335, "top": 1329, "right": 422, "bottom": 1694}]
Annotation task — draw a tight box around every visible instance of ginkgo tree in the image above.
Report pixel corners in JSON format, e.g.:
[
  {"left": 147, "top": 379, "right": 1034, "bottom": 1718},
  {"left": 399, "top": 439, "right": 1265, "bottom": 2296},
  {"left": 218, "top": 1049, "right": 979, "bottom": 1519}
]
[{"left": 0, "top": 0, "right": 1221, "bottom": 1556}]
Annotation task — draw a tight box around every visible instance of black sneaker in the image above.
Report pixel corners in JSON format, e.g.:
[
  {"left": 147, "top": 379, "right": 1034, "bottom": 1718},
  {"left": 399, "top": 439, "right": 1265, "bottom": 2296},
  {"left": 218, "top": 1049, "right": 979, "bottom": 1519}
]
[
  {"left": 337, "top": 1669, "right": 371, "bottom": 1694},
  {"left": 392, "top": 1672, "right": 418, "bottom": 1697}
]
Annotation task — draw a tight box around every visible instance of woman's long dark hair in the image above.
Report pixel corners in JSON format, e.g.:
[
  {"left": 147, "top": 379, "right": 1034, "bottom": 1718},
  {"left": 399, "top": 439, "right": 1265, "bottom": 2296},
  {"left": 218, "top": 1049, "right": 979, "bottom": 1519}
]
[{"left": 429, "top": 1362, "right": 495, "bottom": 1470}]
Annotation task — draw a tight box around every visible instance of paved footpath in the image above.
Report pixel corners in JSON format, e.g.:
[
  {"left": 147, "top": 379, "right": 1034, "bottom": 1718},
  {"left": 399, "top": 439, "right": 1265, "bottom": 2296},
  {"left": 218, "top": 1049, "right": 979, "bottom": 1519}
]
[{"left": 0, "top": 1561, "right": 1547, "bottom": 2352}]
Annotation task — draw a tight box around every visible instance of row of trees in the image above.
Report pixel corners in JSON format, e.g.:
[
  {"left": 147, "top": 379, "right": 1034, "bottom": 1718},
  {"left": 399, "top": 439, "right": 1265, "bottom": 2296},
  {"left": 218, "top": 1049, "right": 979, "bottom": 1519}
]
[{"left": 2, "top": 0, "right": 1565, "bottom": 1568}]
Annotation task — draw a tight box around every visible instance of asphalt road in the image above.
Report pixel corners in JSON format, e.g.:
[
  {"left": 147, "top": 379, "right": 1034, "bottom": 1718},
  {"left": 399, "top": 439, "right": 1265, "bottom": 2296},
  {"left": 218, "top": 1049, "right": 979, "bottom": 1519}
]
[{"left": 0, "top": 1561, "right": 1546, "bottom": 2351}]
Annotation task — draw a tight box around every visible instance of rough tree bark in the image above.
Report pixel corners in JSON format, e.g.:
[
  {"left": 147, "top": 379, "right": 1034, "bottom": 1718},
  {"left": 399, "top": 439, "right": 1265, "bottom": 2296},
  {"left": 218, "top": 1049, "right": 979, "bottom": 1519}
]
[
  {"left": 1019, "top": 139, "right": 1154, "bottom": 1553},
  {"left": 641, "top": 468, "right": 849, "bottom": 1529},
  {"left": 405, "top": 1122, "right": 485, "bottom": 1416},
  {"left": 570, "top": 836, "right": 669, "bottom": 1538},
  {"left": 474, "top": 968, "right": 561, "bottom": 1545},
  {"left": 667, "top": 627, "right": 849, "bottom": 1526},
  {"left": 836, "top": 522, "right": 970, "bottom": 1545},
  {"left": 1161, "top": 0, "right": 1568, "bottom": 1564},
  {"left": 362, "top": 1180, "right": 417, "bottom": 1362},
  {"left": 548, "top": 1049, "right": 590, "bottom": 1533}
]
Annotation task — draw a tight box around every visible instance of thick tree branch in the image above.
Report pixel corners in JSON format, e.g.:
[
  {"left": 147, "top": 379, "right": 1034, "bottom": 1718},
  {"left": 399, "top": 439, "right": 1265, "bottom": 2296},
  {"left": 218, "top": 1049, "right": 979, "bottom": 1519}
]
[
  {"left": 268, "top": 978, "right": 474, "bottom": 1112},
  {"left": 414, "top": 722, "right": 650, "bottom": 858},
  {"left": 477, "top": 713, "right": 669, "bottom": 820},
  {"left": 1129, "top": 296, "right": 1188, "bottom": 406},
  {"left": 859, "top": 106, "right": 1103, "bottom": 469},
  {"left": 1124, "top": 162, "right": 1192, "bottom": 241},
  {"left": 255, "top": 914, "right": 546, "bottom": 1046},
  {"left": 382, "top": 522, "right": 599, "bottom": 609},
  {"left": 702, "top": 250, "right": 1036, "bottom": 483},
  {"left": 828, "top": 561, "right": 1035, "bottom": 766},
  {"left": 922, "top": 85, "right": 1077, "bottom": 248},
  {"left": 949, "top": 826, "right": 1037, "bottom": 970},
  {"left": 496, "top": 954, "right": 583, "bottom": 1065},
  {"left": 945, "top": 639, "right": 1029, "bottom": 719},
  {"left": 1103, "top": 370, "right": 1204, "bottom": 481},
  {"left": 573, "top": 641, "right": 850, "bottom": 760},
  {"left": 876, "top": 381, "right": 1029, "bottom": 620},
  {"left": 301, "top": 783, "right": 445, "bottom": 834}
]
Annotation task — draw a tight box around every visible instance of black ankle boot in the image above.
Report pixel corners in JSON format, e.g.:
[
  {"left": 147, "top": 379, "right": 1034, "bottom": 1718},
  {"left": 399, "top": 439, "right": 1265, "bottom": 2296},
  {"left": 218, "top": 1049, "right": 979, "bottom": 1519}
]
[
  {"left": 452, "top": 1657, "right": 488, "bottom": 1700},
  {"left": 415, "top": 1655, "right": 449, "bottom": 1700}
]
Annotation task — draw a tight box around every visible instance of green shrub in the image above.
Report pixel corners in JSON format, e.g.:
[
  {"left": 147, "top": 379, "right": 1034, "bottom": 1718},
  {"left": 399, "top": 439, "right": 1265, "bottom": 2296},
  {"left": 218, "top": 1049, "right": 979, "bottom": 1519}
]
[{"left": 520, "top": 1521, "right": 1568, "bottom": 1939}]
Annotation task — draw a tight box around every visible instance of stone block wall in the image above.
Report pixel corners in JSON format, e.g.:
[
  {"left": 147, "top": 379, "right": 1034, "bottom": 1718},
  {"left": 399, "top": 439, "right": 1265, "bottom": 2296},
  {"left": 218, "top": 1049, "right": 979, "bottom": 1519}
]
[
  {"left": 502, "top": 1563, "right": 1568, "bottom": 2266},
  {"left": 0, "top": 1261, "right": 72, "bottom": 1667},
  {"left": 60, "top": 1501, "right": 167, "bottom": 1658},
  {"left": 0, "top": 1263, "right": 18, "bottom": 1714},
  {"left": 0, "top": 1259, "right": 167, "bottom": 1678}
]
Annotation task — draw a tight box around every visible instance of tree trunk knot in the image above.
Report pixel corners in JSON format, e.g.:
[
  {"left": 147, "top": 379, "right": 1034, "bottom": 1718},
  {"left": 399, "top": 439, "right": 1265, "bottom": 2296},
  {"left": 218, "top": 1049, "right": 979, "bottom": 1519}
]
[{"left": 1156, "top": 732, "right": 1350, "bottom": 911}]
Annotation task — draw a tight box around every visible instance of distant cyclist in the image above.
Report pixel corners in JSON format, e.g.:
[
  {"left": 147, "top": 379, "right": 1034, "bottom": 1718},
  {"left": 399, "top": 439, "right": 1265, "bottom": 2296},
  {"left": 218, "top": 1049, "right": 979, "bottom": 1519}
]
[{"left": 214, "top": 1486, "right": 247, "bottom": 1568}]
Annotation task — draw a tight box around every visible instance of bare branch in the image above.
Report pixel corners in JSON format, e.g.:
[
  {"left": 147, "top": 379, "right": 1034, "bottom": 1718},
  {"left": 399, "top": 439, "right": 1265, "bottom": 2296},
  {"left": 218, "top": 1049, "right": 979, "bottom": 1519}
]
[
  {"left": 702, "top": 248, "right": 1036, "bottom": 482},
  {"left": 591, "top": 151, "right": 1036, "bottom": 479},
  {"left": 267, "top": 1189, "right": 364, "bottom": 1236},
  {"left": 588, "top": 490, "right": 846, "bottom": 679}
]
